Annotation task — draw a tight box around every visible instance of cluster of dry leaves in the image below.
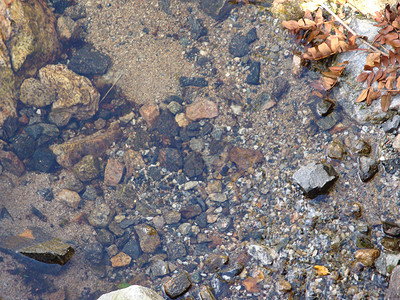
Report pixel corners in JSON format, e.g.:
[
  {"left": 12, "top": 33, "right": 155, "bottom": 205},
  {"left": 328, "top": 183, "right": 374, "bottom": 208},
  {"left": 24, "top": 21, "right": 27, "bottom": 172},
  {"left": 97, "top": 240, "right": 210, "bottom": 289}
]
[{"left": 283, "top": 2, "right": 400, "bottom": 112}]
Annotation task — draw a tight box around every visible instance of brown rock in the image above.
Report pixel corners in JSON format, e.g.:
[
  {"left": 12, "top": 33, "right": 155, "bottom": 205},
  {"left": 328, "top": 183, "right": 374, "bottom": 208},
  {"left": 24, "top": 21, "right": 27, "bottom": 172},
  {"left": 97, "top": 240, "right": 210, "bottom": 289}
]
[
  {"left": 50, "top": 122, "right": 123, "bottom": 168},
  {"left": 354, "top": 249, "right": 380, "bottom": 267},
  {"left": 110, "top": 252, "right": 132, "bottom": 267},
  {"left": 56, "top": 16, "right": 79, "bottom": 42},
  {"left": 104, "top": 159, "right": 124, "bottom": 186},
  {"left": 56, "top": 189, "right": 81, "bottom": 209},
  {"left": 0, "top": 150, "right": 25, "bottom": 176},
  {"left": 39, "top": 64, "right": 100, "bottom": 126},
  {"left": 175, "top": 113, "right": 189, "bottom": 127},
  {"left": 123, "top": 149, "right": 145, "bottom": 178},
  {"left": 0, "top": 67, "right": 17, "bottom": 126},
  {"left": 19, "top": 78, "right": 56, "bottom": 108},
  {"left": 73, "top": 155, "right": 102, "bottom": 182},
  {"left": 139, "top": 103, "right": 159, "bottom": 126},
  {"left": 134, "top": 224, "right": 161, "bottom": 253},
  {"left": 228, "top": 146, "right": 264, "bottom": 171},
  {"left": 185, "top": 98, "right": 218, "bottom": 121},
  {"left": 387, "top": 265, "right": 400, "bottom": 299},
  {"left": 164, "top": 271, "right": 192, "bottom": 299}
]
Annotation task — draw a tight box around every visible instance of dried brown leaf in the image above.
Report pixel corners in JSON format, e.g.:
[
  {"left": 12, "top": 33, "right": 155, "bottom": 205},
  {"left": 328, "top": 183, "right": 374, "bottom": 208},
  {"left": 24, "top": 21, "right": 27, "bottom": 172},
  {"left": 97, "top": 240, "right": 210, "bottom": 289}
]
[
  {"left": 379, "top": 25, "right": 394, "bottom": 35},
  {"left": 381, "top": 93, "right": 392, "bottom": 112},
  {"left": 282, "top": 20, "right": 299, "bottom": 30},
  {"left": 382, "top": 55, "right": 389, "bottom": 67},
  {"left": 390, "top": 39, "right": 400, "bottom": 48},
  {"left": 396, "top": 76, "right": 400, "bottom": 89},
  {"left": 386, "top": 75, "right": 396, "bottom": 89},
  {"left": 356, "top": 88, "right": 369, "bottom": 103},
  {"left": 367, "top": 72, "right": 375, "bottom": 87},
  {"left": 357, "top": 72, "right": 370, "bottom": 83},
  {"left": 389, "top": 50, "right": 396, "bottom": 65},
  {"left": 366, "top": 53, "right": 381, "bottom": 67},
  {"left": 378, "top": 81, "right": 385, "bottom": 89},
  {"left": 375, "top": 69, "right": 384, "bottom": 81}
]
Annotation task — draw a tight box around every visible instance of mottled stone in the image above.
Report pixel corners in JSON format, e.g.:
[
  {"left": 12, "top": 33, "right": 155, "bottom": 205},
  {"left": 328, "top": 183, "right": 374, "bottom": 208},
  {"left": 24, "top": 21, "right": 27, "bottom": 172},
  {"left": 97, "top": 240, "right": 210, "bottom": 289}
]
[
  {"left": 68, "top": 45, "right": 111, "bottom": 76},
  {"left": 327, "top": 140, "right": 346, "bottom": 160},
  {"left": 56, "top": 15, "right": 80, "bottom": 42},
  {"left": 73, "top": 155, "right": 102, "bottom": 182},
  {"left": 184, "top": 152, "right": 205, "bottom": 178},
  {"left": 358, "top": 156, "right": 378, "bottom": 182},
  {"left": 151, "top": 259, "right": 169, "bottom": 277},
  {"left": 164, "top": 271, "right": 192, "bottom": 299},
  {"left": 104, "top": 159, "right": 124, "bottom": 186},
  {"left": 164, "top": 210, "right": 181, "bottom": 224},
  {"left": 387, "top": 265, "right": 400, "bottom": 299},
  {"left": 39, "top": 64, "right": 100, "bottom": 126},
  {"left": 208, "top": 193, "right": 227, "bottom": 203},
  {"left": 228, "top": 146, "right": 264, "bottom": 171},
  {"left": 57, "top": 169, "right": 83, "bottom": 193},
  {"left": 50, "top": 122, "right": 122, "bottom": 169},
  {"left": 186, "top": 99, "right": 218, "bottom": 121},
  {"left": 134, "top": 224, "right": 161, "bottom": 253},
  {"left": 56, "top": 189, "right": 81, "bottom": 209},
  {"left": 88, "top": 203, "right": 114, "bottom": 228},
  {"left": 98, "top": 285, "right": 164, "bottom": 300},
  {"left": 19, "top": 78, "right": 56, "bottom": 107},
  {"left": 110, "top": 252, "right": 132, "bottom": 267},
  {"left": 116, "top": 184, "right": 137, "bottom": 208},
  {"left": 159, "top": 148, "right": 183, "bottom": 172},
  {"left": 354, "top": 249, "right": 380, "bottom": 267},
  {"left": 0, "top": 150, "right": 25, "bottom": 176},
  {"left": 175, "top": 113, "right": 190, "bottom": 127}
]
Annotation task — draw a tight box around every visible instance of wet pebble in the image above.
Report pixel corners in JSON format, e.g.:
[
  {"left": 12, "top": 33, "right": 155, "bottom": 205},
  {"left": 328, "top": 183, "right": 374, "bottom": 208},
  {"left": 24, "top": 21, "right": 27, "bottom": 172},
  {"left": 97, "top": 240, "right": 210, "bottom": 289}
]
[
  {"left": 163, "top": 271, "right": 192, "bottom": 299},
  {"left": 29, "top": 147, "right": 57, "bottom": 173},
  {"left": 167, "top": 241, "right": 187, "bottom": 260},
  {"left": 217, "top": 261, "right": 244, "bottom": 283},
  {"left": 139, "top": 103, "right": 160, "bottom": 126},
  {"left": 19, "top": 78, "right": 56, "bottom": 107},
  {"left": 358, "top": 156, "right": 378, "bottom": 182},
  {"left": 121, "top": 238, "right": 141, "bottom": 260},
  {"left": 84, "top": 243, "right": 104, "bottom": 265},
  {"left": 134, "top": 224, "right": 161, "bottom": 253},
  {"left": 387, "top": 266, "right": 400, "bottom": 299},
  {"left": 183, "top": 152, "right": 205, "bottom": 178},
  {"left": 151, "top": 259, "right": 169, "bottom": 277},
  {"left": 11, "top": 133, "right": 35, "bottom": 160},
  {"left": 159, "top": 148, "right": 183, "bottom": 172},
  {"left": 353, "top": 140, "right": 371, "bottom": 156},
  {"left": 164, "top": 210, "right": 182, "bottom": 224},
  {"left": 110, "top": 252, "right": 132, "bottom": 268},
  {"left": 326, "top": 140, "right": 345, "bottom": 160},
  {"left": 317, "top": 99, "right": 335, "bottom": 117},
  {"left": 104, "top": 159, "right": 124, "bottom": 186},
  {"left": 179, "top": 76, "right": 208, "bottom": 87},
  {"left": 228, "top": 28, "right": 257, "bottom": 58},
  {"left": 73, "top": 155, "right": 102, "bottom": 182},
  {"left": 315, "top": 111, "right": 341, "bottom": 130},
  {"left": 180, "top": 204, "right": 202, "bottom": 219},
  {"left": 68, "top": 45, "right": 111, "bottom": 76},
  {"left": 56, "top": 189, "right": 81, "bottom": 209},
  {"left": 199, "top": 285, "right": 217, "bottom": 300},
  {"left": 271, "top": 77, "right": 289, "bottom": 101},
  {"left": 354, "top": 249, "right": 380, "bottom": 267},
  {"left": 245, "top": 61, "right": 260, "bottom": 85},
  {"left": 88, "top": 202, "right": 114, "bottom": 228},
  {"left": 96, "top": 228, "right": 115, "bottom": 246},
  {"left": 186, "top": 99, "right": 218, "bottom": 121},
  {"left": 382, "top": 115, "right": 400, "bottom": 133},
  {"left": 382, "top": 218, "right": 400, "bottom": 237}
]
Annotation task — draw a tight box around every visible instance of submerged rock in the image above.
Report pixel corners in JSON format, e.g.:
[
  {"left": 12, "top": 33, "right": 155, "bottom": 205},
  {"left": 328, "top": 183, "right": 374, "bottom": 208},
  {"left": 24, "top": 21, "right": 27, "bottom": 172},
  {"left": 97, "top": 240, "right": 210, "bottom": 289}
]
[
  {"left": 134, "top": 224, "right": 161, "bottom": 253},
  {"left": 292, "top": 162, "right": 338, "bottom": 198},
  {"left": 358, "top": 156, "right": 378, "bottom": 182},
  {"left": 164, "top": 271, "right": 192, "bottom": 299},
  {"left": 97, "top": 285, "right": 163, "bottom": 300}
]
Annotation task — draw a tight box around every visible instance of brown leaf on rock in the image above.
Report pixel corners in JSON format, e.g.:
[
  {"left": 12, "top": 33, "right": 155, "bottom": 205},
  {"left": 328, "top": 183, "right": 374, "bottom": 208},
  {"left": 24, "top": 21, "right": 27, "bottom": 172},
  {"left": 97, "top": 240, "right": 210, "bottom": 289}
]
[
  {"left": 357, "top": 72, "right": 369, "bottom": 83},
  {"left": 356, "top": 88, "right": 369, "bottom": 103},
  {"left": 381, "top": 93, "right": 392, "bottom": 112},
  {"left": 366, "top": 53, "right": 381, "bottom": 67},
  {"left": 282, "top": 20, "right": 299, "bottom": 30},
  {"left": 396, "top": 76, "right": 400, "bottom": 89},
  {"left": 381, "top": 55, "right": 389, "bottom": 67},
  {"left": 386, "top": 75, "right": 396, "bottom": 89},
  {"left": 367, "top": 72, "right": 375, "bottom": 86},
  {"left": 366, "top": 88, "right": 380, "bottom": 105}
]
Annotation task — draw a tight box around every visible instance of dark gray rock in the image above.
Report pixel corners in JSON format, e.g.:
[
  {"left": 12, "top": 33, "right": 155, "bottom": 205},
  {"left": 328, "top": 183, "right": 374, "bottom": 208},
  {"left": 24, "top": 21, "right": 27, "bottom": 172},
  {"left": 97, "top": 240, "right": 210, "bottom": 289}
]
[
  {"left": 68, "top": 45, "right": 111, "bottom": 76},
  {"left": 134, "top": 223, "right": 161, "bottom": 253},
  {"left": 292, "top": 162, "right": 338, "bottom": 198},
  {"left": 317, "top": 99, "right": 335, "bottom": 117},
  {"left": 167, "top": 241, "right": 187, "bottom": 260},
  {"left": 159, "top": 148, "right": 183, "bottom": 172},
  {"left": 245, "top": 61, "right": 260, "bottom": 85},
  {"left": 179, "top": 76, "right": 208, "bottom": 87},
  {"left": 246, "top": 28, "right": 258, "bottom": 44},
  {"left": 164, "top": 270, "right": 192, "bottom": 299},
  {"left": 271, "top": 77, "right": 289, "bottom": 100},
  {"left": 184, "top": 152, "right": 205, "bottom": 178},
  {"left": 84, "top": 243, "right": 104, "bottom": 265},
  {"left": 121, "top": 239, "right": 141, "bottom": 259},
  {"left": 188, "top": 16, "right": 208, "bottom": 40},
  {"left": 36, "top": 188, "right": 54, "bottom": 202},
  {"left": 180, "top": 204, "right": 202, "bottom": 220},
  {"left": 95, "top": 228, "right": 115, "bottom": 246},
  {"left": 28, "top": 147, "right": 57, "bottom": 173},
  {"left": 10, "top": 134, "right": 35, "bottom": 160},
  {"left": 199, "top": 0, "right": 234, "bottom": 21},
  {"left": 24, "top": 123, "right": 60, "bottom": 147},
  {"left": 228, "top": 35, "right": 250, "bottom": 58},
  {"left": 382, "top": 218, "right": 400, "bottom": 237},
  {"left": 152, "top": 110, "right": 179, "bottom": 137},
  {"left": 151, "top": 259, "right": 169, "bottom": 277},
  {"left": 82, "top": 185, "right": 98, "bottom": 201},
  {"left": 315, "top": 111, "right": 341, "bottom": 131},
  {"left": 358, "top": 156, "right": 378, "bottom": 182},
  {"left": 217, "top": 261, "right": 244, "bottom": 283},
  {"left": 386, "top": 265, "right": 400, "bottom": 299},
  {"left": 382, "top": 115, "right": 400, "bottom": 133}
]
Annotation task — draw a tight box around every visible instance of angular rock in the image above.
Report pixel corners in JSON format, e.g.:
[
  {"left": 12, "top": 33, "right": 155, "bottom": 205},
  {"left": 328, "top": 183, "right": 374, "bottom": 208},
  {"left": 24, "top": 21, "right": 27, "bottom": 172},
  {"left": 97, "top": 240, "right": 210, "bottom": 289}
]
[
  {"left": 10, "top": 133, "right": 35, "bottom": 160},
  {"left": 164, "top": 271, "right": 192, "bottom": 299},
  {"left": 0, "top": 150, "right": 25, "bottom": 176},
  {"left": 382, "top": 115, "right": 400, "bottom": 133},
  {"left": 56, "top": 15, "right": 80, "bottom": 43},
  {"left": 317, "top": 99, "right": 335, "bottom": 117},
  {"left": 73, "top": 155, "right": 102, "bottom": 182},
  {"left": 139, "top": 103, "right": 160, "bottom": 126},
  {"left": 57, "top": 169, "right": 84, "bottom": 193},
  {"left": 104, "top": 159, "right": 124, "bottom": 186},
  {"left": 151, "top": 259, "right": 169, "bottom": 277},
  {"left": 68, "top": 45, "right": 111, "bottom": 76},
  {"left": 387, "top": 265, "right": 400, "bottom": 299},
  {"left": 354, "top": 249, "right": 380, "bottom": 267},
  {"left": 179, "top": 76, "right": 208, "bottom": 87},
  {"left": 19, "top": 78, "right": 56, "bottom": 107},
  {"left": 382, "top": 218, "right": 400, "bottom": 237},
  {"left": 188, "top": 15, "right": 208, "bottom": 40},
  {"left": 245, "top": 61, "right": 261, "bottom": 85},
  {"left": 184, "top": 152, "right": 205, "bottom": 178},
  {"left": 134, "top": 224, "right": 161, "bottom": 253},
  {"left": 159, "top": 148, "right": 183, "bottom": 172},
  {"left": 358, "top": 156, "right": 378, "bottom": 182},
  {"left": 56, "top": 189, "right": 81, "bottom": 209},
  {"left": 88, "top": 202, "right": 114, "bottom": 228},
  {"left": 38, "top": 64, "right": 100, "bottom": 126},
  {"left": 28, "top": 147, "right": 57, "bottom": 173},
  {"left": 228, "top": 146, "right": 264, "bottom": 172},
  {"left": 292, "top": 162, "right": 338, "bottom": 198},
  {"left": 24, "top": 123, "right": 60, "bottom": 146},
  {"left": 110, "top": 252, "right": 132, "bottom": 268},
  {"left": 116, "top": 184, "right": 137, "bottom": 208},
  {"left": 228, "top": 29, "right": 258, "bottom": 58},
  {"left": 122, "top": 239, "right": 141, "bottom": 260},
  {"left": 326, "top": 140, "right": 346, "bottom": 160},
  {"left": 50, "top": 122, "right": 122, "bottom": 168},
  {"left": 98, "top": 285, "right": 164, "bottom": 300},
  {"left": 199, "top": 0, "right": 234, "bottom": 21}
]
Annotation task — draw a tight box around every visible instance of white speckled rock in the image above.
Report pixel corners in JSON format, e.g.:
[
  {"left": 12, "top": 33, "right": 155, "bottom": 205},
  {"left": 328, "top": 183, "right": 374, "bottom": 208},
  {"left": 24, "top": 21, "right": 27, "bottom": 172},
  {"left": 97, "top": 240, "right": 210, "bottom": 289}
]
[{"left": 97, "top": 285, "right": 163, "bottom": 300}]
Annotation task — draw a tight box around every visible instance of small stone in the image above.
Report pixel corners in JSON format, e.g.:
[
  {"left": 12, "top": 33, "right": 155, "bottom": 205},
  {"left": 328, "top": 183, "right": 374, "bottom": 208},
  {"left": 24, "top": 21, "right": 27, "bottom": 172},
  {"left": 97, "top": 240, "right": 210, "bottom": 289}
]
[
  {"left": 151, "top": 259, "right": 169, "bottom": 277},
  {"left": 386, "top": 265, "right": 400, "bottom": 299},
  {"left": 68, "top": 45, "right": 111, "bottom": 76},
  {"left": 217, "top": 261, "right": 244, "bottom": 283},
  {"left": 228, "top": 146, "right": 263, "bottom": 171},
  {"left": 73, "top": 155, "right": 102, "bottom": 182},
  {"left": 104, "top": 159, "right": 124, "bottom": 186},
  {"left": 186, "top": 99, "right": 218, "bottom": 121},
  {"left": 19, "top": 78, "right": 56, "bottom": 107},
  {"left": 354, "top": 249, "right": 380, "bottom": 267},
  {"left": 199, "top": 285, "right": 216, "bottom": 300},
  {"left": 88, "top": 202, "right": 114, "bottom": 228},
  {"left": 317, "top": 99, "right": 335, "bottom": 117},
  {"left": 183, "top": 152, "right": 205, "bottom": 178},
  {"left": 184, "top": 181, "right": 199, "bottom": 190},
  {"left": 57, "top": 16, "right": 79, "bottom": 42},
  {"left": 0, "top": 150, "right": 25, "bottom": 176},
  {"left": 292, "top": 162, "right": 338, "bottom": 198},
  {"left": 164, "top": 210, "right": 181, "bottom": 224},
  {"left": 353, "top": 140, "right": 372, "bottom": 156},
  {"left": 122, "top": 239, "right": 141, "bottom": 260},
  {"left": 152, "top": 215, "right": 165, "bottom": 229},
  {"left": 108, "top": 221, "right": 125, "bottom": 237},
  {"left": 179, "top": 76, "right": 208, "bottom": 87},
  {"left": 164, "top": 271, "right": 192, "bottom": 299},
  {"left": 110, "top": 252, "right": 132, "bottom": 267},
  {"left": 204, "top": 254, "right": 229, "bottom": 272},
  {"left": 58, "top": 169, "right": 84, "bottom": 193},
  {"left": 326, "top": 140, "right": 346, "bottom": 160},
  {"left": 245, "top": 61, "right": 261, "bottom": 85},
  {"left": 166, "top": 241, "right": 187, "bottom": 260},
  {"left": 180, "top": 204, "right": 202, "bottom": 219},
  {"left": 277, "top": 280, "right": 292, "bottom": 292},
  {"left": 106, "top": 244, "right": 119, "bottom": 257},
  {"left": 382, "top": 115, "right": 400, "bottom": 133},
  {"left": 206, "top": 181, "right": 222, "bottom": 194},
  {"left": 167, "top": 101, "right": 182, "bottom": 115},
  {"left": 29, "top": 147, "right": 57, "bottom": 173},
  {"left": 139, "top": 103, "right": 160, "bottom": 126},
  {"left": 56, "top": 189, "right": 81, "bottom": 209},
  {"left": 393, "top": 134, "right": 400, "bottom": 150},
  {"left": 96, "top": 229, "right": 115, "bottom": 246},
  {"left": 315, "top": 111, "right": 341, "bottom": 130},
  {"left": 116, "top": 184, "right": 137, "bottom": 208},
  {"left": 175, "top": 113, "right": 190, "bottom": 127},
  {"left": 208, "top": 193, "right": 227, "bottom": 202},
  {"left": 97, "top": 285, "right": 164, "bottom": 300},
  {"left": 159, "top": 148, "right": 183, "bottom": 172},
  {"left": 189, "top": 138, "right": 204, "bottom": 152},
  {"left": 382, "top": 218, "right": 400, "bottom": 237},
  {"left": 228, "top": 34, "right": 251, "bottom": 57},
  {"left": 358, "top": 156, "right": 378, "bottom": 182},
  {"left": 134, "top": 224, "right": 161, "bottom": 253}
]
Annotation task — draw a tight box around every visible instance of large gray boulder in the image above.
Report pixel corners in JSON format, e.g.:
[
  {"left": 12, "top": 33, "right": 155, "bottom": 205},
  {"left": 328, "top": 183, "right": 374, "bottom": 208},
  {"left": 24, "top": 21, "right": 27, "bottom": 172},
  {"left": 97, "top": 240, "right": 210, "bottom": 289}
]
[{"left": 97, "top": 285, "right": 163, "bottom": 300}]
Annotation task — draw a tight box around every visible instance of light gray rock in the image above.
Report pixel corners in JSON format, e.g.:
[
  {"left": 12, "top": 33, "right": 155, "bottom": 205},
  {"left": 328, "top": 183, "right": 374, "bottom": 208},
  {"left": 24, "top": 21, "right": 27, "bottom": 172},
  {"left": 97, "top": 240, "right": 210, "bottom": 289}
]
[
  {"left": 386, "top": 265, "right": 400, "bottom": 299},
  {"left": 358, "top": 156, "right": 378, "bottom": 182},
  {"left": 382, "top": 115, "right": 400, "bottom": 133},
  {"left": 97, "top": 285, "right": 163, "bottom": 300},
  {"left": 247, "top": 243, "right": 277, "bottom": 266},
  {"left": 292, "top": 162, "right": 338, "bottom": 198}
]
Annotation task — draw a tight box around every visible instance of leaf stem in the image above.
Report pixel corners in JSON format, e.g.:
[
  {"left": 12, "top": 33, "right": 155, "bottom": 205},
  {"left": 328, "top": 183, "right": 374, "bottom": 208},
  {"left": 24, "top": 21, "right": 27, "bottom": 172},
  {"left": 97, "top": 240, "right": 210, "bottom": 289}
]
[{"left": 320, "top": 4, "right": 389, "bottom": 56}]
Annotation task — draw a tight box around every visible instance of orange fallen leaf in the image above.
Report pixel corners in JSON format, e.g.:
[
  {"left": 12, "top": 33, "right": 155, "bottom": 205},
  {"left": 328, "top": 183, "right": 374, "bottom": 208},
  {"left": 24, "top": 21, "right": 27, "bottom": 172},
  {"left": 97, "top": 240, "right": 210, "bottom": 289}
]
[
  {"left": 243, "top": 277, "right": 259, "bottom": 293},
  {"left": 18, "top": 229, "right": 34, "bottom": 239}
]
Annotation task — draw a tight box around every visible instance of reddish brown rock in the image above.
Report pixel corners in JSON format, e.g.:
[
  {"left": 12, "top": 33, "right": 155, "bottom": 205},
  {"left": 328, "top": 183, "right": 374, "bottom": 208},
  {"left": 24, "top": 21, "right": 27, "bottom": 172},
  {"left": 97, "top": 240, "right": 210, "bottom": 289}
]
[
  {"left": 123, "top": 149, "right": 145, "bottom": 178},
  {"left": 185, "top": 98, "right": 218, "bottom": 121},
  {"left": 134, "top": 224, "right": 161, "bottom": 253},
  {"left": 104, "top": 159, "right": 124, "bottom": 186},
  {"left": 50, "top": 122, "right": 123, "bottom": 168},
  {"left": 110, "top": 252, "right": 132, "bottom": 267},
  {"left": 139, "top": 103, "right": 159, "bottom": 126},
  {"left": 354, "top": 249, "right": 380, "bottom": 267},
  {"left": 228, "top": 146, "right": 264, "bottom": 171},
  {"left": 0, "top": 150, "right": 25, "bottom": 176}
]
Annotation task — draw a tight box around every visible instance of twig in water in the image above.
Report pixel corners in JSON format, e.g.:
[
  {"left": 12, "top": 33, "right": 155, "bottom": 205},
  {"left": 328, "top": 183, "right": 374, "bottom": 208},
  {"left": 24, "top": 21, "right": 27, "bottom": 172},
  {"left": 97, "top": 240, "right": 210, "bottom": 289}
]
[{"left": 99, "top": 72, "right": 125, "bottom": 103}]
